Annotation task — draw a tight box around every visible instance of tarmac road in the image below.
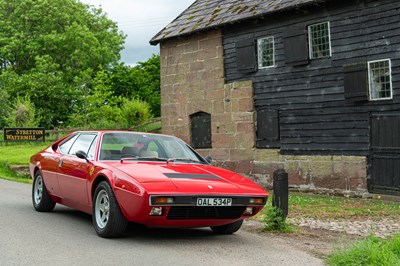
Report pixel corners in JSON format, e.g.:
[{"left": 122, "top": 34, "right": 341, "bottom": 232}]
[{"left": 0, "top": 178, "right": 324, "bottom": 266}]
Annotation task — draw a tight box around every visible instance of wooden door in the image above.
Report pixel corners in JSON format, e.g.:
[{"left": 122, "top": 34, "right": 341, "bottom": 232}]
[{"left": 370, "top": 113, "right": 400, "bottom": 195}]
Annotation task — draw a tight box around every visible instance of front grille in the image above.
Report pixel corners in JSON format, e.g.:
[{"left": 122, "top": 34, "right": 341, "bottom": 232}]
[{"left": 167, "top": 206, "right": 246, "bottom": 220}]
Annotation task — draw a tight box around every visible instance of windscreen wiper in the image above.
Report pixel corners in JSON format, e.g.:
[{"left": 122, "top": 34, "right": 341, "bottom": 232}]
[{"left": 167, "top": 158, "right": 202, "bottom": 164}]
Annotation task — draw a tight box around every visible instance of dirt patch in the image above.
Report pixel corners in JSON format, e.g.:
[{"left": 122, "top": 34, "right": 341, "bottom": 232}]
[{"left": 242, "top": 220, "right": 361, "bottom": 259}]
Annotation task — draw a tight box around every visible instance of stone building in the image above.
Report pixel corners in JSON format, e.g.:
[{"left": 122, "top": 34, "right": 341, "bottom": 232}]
[{"left": 151, "top": 0, "right": 400, "bottom": 196}]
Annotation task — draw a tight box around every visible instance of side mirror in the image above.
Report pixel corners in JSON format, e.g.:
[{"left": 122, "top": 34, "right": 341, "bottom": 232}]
[
  {"left": 205, "top": 156, "right": 212, "bottom": 164},
  {"left": 76, "top": 150, "right": 89, "bottom": 162}
]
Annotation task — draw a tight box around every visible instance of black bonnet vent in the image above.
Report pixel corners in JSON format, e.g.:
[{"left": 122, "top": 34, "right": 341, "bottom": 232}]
[{"left": 164, "top": 173, "right": 220, "bottom": 180}]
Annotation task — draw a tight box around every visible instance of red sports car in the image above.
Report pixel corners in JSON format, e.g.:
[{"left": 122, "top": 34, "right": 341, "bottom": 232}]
[{"left": 30, "top": 131, "right": 268, "bottom": 238}]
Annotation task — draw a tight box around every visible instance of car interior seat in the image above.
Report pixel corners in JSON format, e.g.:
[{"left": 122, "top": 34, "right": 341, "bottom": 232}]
[{"left": 121, "top": 146, "right": 139, "bottom": 157}]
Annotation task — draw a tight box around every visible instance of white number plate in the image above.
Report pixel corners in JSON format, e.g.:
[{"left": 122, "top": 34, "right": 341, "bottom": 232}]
[{"left": 196, "top": 198, "right": 232, "bottom": 206}]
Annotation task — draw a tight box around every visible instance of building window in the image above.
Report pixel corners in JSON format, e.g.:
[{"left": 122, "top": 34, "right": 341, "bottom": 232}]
[
  {"left": 190, "top": 112, "right": 212, "bottom": 149},
  {"left": 257, "top": 36, "right": 275, "bottom": 68},
  {"left": 308, "top": 21, "right": 331, "bottom": 59},
  {"left": 368, "top": 59, "right": 392, "bottom": 101}
]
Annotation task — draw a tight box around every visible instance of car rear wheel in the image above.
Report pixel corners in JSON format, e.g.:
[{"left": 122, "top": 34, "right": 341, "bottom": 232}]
[
  {"left": 32, "top": 171, "right": 56, "bottom": 212},
  {"left": 92, "top": 181, "right": 128, "bottom": 238},
  {"left": 210, "top": 219, "right": 243, "bottom": 234}
]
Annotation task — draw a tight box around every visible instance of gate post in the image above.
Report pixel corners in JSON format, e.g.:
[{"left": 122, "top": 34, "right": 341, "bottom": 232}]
[{"left": 272, "top": 169, "right": 289, "bottom": 220}]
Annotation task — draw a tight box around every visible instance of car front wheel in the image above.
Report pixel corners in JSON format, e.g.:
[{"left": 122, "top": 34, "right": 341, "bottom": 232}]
[
  {"left": 92, "top": 181, "right": 128, "bottom": 238},
  {"left": 210, "top": 219, "right": 243, "bottom": 234},
  {"left": 32, "top": 171, "right": 56, "bottom": 212}
]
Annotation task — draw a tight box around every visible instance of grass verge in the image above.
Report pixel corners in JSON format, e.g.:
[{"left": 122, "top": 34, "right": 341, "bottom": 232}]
[
  {"left": 288, "top": 192, "right": 400, "bottom": 219},
  {"left": 0, "top": 141, "right": 50, "bottom": 182},
  {"left": 327, "top": 234, "right": 400, "bottom": 266}
]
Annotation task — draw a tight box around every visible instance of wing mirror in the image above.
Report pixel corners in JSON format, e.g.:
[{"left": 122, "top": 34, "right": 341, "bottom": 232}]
[
  {"left": 205, "top": 156, "right": 212, "bottom": 164},
  {"left": 76, "top": 150, "right": 89, "bottom": 162}
]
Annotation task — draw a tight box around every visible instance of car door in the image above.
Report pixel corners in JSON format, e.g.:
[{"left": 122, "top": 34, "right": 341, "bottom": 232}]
[
  {"left": 41, "top": 134, "right": 80, "bottom": 197},
  {"left": 57, "top": 133, "right": 97, "bottom": 208}
]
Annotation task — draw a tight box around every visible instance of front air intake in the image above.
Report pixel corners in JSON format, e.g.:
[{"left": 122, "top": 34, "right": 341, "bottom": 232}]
[{"left": 166, "top": 206, "right": 246, "bottom": 220}]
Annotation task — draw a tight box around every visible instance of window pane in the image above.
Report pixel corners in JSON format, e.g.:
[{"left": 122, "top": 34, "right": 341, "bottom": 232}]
[
  {"left": 368, "top": 59, "right": 392, "bottom": 100},
  {"left": 309, "top": 22, "right": 331, "bottom": 59},
  {"left": 69, "top": 134, "right": 97, "bottom": 156},
  {"left": 258, "top": 37, "right": 274, "bottom": 68},
  {"left": 59, "top": 134, "right": 79, "bottom": 154}
]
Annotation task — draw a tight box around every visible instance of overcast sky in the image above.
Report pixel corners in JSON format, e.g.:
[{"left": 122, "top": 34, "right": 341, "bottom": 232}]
[{"left": 80, "top": 0, "right": 194, "bottom": 65}]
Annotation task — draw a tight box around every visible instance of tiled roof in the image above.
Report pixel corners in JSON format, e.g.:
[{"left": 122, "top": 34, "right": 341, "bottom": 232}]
[{"left": 150, "top": 0, "right": 326, "bottom": 44}]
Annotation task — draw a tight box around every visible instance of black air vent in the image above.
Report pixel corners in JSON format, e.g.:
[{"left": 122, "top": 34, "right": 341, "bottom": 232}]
[
  {"left": 164, "top": 173, "right": 220, "bottom": 179},
  {"left": 167, "top": 206, "right": 246, "bottom": 220}
]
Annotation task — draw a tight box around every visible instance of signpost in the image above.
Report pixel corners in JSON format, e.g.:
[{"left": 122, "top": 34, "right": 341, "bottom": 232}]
[{"left": 4, "top": 128, "right": 45, "bottom": 142}]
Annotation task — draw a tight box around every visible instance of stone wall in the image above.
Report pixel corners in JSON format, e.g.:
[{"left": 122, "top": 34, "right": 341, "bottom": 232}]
[
  {"left": 159, "top": 29, "right": 368, "bottom": 195},
  {"left": 160, "top": 29, "right": 225, "bottom": 144}
]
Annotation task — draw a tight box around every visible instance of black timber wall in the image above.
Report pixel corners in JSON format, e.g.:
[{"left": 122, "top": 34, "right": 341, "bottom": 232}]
[{"left": 223, "top": 0, "right": 400, "bottom": 156}]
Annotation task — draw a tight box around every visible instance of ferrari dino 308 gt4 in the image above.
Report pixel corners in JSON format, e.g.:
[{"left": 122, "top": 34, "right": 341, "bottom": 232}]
[{"left": 30, "top": 131, "right": 268, "bottom": 237}]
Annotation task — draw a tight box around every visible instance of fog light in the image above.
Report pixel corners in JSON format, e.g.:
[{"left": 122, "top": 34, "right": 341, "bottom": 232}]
[
  {"left": 149, "top": 207, "right": 163, "bottom": 216},
  {"left": 244, "top": 207, "right": 254, "bottom": 215}
]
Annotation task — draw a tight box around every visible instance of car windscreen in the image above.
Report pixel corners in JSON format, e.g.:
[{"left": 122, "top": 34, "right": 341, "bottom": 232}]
[{"left": 99, "top": 132, "right": 205, "bottom": 163}]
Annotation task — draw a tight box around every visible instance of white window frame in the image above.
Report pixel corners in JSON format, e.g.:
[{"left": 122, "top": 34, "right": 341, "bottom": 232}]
[
  {"left": 368, "top": 59, "right": 392, "bottom": 101},
  {"left": 308, "top": 21, "right": 332, "bottom": 59},
  {"left": 257, "top": 36, "right": 275, "bottom": 69}
]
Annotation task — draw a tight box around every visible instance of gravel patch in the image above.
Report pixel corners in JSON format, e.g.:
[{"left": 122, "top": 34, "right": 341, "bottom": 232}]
[{"left": 287, "top": 217, "right": 400, "bottom": 238}]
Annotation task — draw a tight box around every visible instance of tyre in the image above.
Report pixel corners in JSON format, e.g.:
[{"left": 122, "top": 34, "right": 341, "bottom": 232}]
[
  {"left": 92, "top": 181, "right": 128, "bottom": 238},
  {"left": 210, "top": 219, "right": 243, "bottom": 234},
  {"left": 32, "top": 171, "right": 56, "bottom": 212}
]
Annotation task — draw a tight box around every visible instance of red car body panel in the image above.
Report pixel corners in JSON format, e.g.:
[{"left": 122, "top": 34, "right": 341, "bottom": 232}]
[{"left": 30, "top": 131, "right": 268, "bottom": 229}]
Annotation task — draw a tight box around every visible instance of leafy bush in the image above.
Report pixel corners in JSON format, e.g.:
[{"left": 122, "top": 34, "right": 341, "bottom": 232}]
[
  {"left": 261, "top": 206, "right": 293, "bottom": 233},
  {"left": 121, "top": 98, "right": 152, "bottom": 128},
  {"left": 6, "top": 96, "right": 39, "bottom": 127}
]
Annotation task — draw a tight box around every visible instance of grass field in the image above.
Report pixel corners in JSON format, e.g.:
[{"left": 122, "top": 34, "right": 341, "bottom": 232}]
[{"left": 0, "top": 141, "right": 50, "bottom": 181}]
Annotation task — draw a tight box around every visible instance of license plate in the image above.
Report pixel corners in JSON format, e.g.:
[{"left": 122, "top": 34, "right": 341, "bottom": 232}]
[{"left": 196, "top": 198, "right": 232, "bottom": 206}]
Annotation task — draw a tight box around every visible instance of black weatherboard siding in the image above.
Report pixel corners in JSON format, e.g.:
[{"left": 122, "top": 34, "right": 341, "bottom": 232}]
[{"left": 223, "top": 0, "right": 400, "bottom": 156}]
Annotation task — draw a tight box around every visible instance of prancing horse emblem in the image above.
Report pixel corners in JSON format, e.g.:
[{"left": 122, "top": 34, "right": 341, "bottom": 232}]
[{"left": 208, "top": 185, "right": 213, "bottom": 189}]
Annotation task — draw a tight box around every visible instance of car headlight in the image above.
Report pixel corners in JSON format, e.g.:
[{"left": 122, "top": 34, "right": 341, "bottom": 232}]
[
  {"left": 151, "top": 196, "right": 174, "bottom": 205},
  {"left": 249, "top": 197, "right": 264, "bottom": 204}
]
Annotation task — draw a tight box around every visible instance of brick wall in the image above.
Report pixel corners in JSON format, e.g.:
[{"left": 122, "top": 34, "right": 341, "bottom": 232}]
[{"left": 159, "top": 30, "right": 368, "bottom": 195}]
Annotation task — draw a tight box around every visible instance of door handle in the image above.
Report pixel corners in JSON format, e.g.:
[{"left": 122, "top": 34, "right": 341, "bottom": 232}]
[{"left": 58, "top": 159, "right": 63, "bottom": 167}]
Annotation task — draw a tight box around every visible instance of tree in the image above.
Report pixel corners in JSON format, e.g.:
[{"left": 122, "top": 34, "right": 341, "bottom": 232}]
[
  {"left": 0, "top": 0, "right": 126, "bottom": 128},
  {"left": 110, "top": 55, "right": 161, "bottom": 117},
  {"left": 0, "top": 88, "right": 11, "bottom": 128},
  {"left": 69, "top": 69, "right": 153, "bottom": 130}
]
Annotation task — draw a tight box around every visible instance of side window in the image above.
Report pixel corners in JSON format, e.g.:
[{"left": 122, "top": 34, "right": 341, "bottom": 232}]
[
  {"left": 190, "top": 112, "right": 212, "bottom": 149},
  {"left": 257, "top": 36, "right": 275, "bottom": 69},
  {"left": 368, "top": 59, "right": 392, "bottom": 100},
  {"left": 69, "top": 134, "right": 97, "bottom": 156},
  {"left": 59, "top": 134, "right": 79, "bottom": 154},
  {"left": 87, "top": 136, "right": 98, "bottom": 161},
  {"left": 308, "top": 21, "right": 331, "bottom": 59},
  {"left": 256, "top": 109, "right": 280, "bottom": 148}
]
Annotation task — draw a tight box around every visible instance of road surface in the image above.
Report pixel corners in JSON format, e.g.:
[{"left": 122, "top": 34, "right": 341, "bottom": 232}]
[{"left": 0, "top": 178, "right": 324, "bottom": 266}]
